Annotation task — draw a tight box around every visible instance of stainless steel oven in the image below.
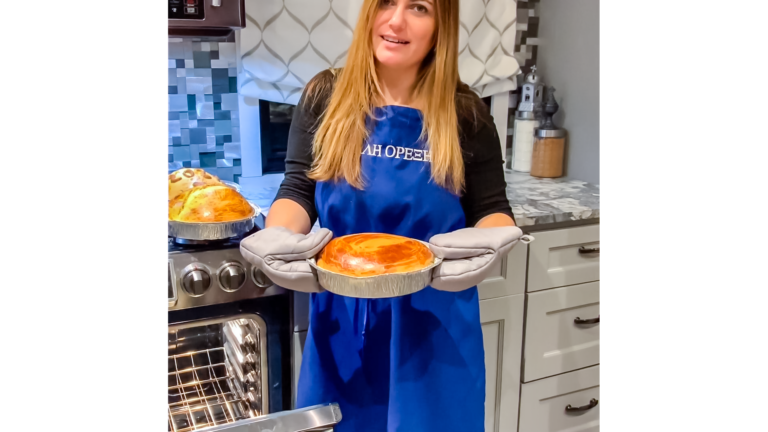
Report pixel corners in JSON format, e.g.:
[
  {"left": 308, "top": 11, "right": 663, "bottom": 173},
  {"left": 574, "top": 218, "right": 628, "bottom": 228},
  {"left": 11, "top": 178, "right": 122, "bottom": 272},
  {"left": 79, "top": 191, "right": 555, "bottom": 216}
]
[{"left": 168, "top": 231, "right": 341, "bottom": 431}]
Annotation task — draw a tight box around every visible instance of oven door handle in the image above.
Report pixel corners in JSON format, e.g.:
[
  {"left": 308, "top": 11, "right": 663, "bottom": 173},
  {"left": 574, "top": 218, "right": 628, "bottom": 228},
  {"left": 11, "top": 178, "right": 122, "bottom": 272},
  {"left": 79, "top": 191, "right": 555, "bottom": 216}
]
[{"left": 230, "top": 403, "right": 342, "bottom": 431}]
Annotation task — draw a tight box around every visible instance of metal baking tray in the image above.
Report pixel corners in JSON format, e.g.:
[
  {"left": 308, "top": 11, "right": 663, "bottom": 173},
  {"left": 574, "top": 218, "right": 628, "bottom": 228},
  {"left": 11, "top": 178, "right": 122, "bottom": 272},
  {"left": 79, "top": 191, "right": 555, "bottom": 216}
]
[
  {"left": 168, "top": 203, "right": 261, "bottom": 240},
  {"left": 307, "top": 241, "right": 442, "bottom": 298}
]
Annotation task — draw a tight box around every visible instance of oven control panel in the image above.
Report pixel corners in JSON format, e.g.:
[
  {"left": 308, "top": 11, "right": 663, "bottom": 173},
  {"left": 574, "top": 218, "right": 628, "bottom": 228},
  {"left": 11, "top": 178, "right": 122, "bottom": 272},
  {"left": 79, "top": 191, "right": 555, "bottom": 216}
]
[
  {"left": 169, "top": 0, "right": 205, "bottom": 20},
  {"left": 169, "top": 248, "right": 285, "bottom": 311}
]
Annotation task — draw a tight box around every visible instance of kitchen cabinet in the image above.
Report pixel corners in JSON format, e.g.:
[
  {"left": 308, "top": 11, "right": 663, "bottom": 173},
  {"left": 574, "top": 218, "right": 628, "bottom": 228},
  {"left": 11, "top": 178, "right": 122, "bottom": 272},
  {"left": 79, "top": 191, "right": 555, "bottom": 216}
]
[
  {"left": 523, "top": 281, "right": 600, "bottom": 382},
  {"left": 527, "top": 224, "right": 600, "bottom": 292},
  {"left": 476, "top": 241, "right": 527, "bottom": 431},
  {"left": 481, "top": 223, "right": 599, "bottom": 431},
  {"left": 518, "top": 365, "right": 600, "bottom": 432},
  {"left": 480, "top": 293, "right": 525, "bottom": 432},
  {"left": 292, "top": 331, "right": 307, "bottom": 409},
  {"left": 478, "top": 240, "right": 527, "bottom": 300}
]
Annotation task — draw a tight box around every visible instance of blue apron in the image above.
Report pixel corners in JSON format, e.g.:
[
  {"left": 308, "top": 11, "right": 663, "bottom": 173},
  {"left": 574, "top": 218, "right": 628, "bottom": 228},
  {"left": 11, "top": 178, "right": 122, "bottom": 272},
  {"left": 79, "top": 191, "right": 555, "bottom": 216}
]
[{"left": 297, "top": 106, "right": 485, "bottom": 432}]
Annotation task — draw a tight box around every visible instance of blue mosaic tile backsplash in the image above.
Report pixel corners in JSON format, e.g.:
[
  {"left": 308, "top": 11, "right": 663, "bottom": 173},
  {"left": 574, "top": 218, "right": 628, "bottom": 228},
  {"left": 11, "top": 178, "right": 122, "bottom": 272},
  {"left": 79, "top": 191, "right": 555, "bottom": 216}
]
[{"left": 168, "top": 39, "right": 242, "bottom": 183}]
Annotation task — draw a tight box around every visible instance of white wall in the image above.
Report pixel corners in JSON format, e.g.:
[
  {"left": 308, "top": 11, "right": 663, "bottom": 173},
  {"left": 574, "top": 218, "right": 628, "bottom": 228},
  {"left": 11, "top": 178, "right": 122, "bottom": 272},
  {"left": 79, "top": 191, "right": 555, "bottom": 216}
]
[{"left": 537, "top": 0, "right": 600, "bottom": 184}]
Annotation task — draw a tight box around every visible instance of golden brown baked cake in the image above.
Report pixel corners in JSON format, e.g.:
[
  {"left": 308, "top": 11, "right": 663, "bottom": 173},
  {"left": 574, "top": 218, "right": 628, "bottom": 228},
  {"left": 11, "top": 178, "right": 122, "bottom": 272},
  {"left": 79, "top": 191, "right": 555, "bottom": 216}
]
[
  {"left": 169, "top": 185, "right": 254, "bottom": 222},
  {"left": 168, "top": 168, "right": 223, "bottom": 201},
  {"left": 316, "top": 233, "right": 434, "bottom": 277}
]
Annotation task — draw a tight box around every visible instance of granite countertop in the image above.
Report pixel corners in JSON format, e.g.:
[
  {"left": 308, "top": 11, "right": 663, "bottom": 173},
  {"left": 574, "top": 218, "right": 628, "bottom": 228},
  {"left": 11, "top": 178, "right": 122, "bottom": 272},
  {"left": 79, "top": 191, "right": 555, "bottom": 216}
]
[
  {"left": 504, "top": 170, "right": 600, "bottom": 227},
  {"left": 244, "top": 171, "right": 600, "bottom": 229}
]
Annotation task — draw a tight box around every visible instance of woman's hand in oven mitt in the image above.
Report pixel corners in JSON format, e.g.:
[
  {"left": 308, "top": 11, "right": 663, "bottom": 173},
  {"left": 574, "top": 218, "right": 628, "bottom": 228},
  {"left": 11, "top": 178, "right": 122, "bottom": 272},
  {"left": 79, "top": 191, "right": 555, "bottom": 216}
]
[
  {"left": 427, "top": 226, "right": 532, "bottom": 292},
  {"left": 240, "top": 226, "right": 333, "bottom": 293}
]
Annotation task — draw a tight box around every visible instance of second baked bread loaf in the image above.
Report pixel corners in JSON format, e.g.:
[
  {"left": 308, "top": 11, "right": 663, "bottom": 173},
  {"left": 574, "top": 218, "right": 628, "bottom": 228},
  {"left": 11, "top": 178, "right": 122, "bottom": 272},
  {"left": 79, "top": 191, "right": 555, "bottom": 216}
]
[{"left": 169, "top": 184, "right": 254, "bottom": 222}]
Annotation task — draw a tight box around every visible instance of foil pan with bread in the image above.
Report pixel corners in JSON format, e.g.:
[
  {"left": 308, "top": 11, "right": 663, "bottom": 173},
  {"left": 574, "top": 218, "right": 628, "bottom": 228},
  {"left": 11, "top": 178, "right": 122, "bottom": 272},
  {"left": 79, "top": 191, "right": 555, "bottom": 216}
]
[
  {"left": 169, "top": 168, "right": 436, "bottom": 297},
  {"left": 168, "top": 168, "right": 261, "bottom": 240},
  {"left": 307, "top": 233, "right": 442, "bottom": 298}
]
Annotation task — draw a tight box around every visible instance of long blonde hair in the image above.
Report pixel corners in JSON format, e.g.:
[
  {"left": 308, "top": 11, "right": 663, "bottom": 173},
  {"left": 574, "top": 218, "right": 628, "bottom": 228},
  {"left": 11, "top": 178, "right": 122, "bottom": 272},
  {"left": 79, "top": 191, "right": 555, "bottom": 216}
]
[{"left": 307, "top": 0, "right": 466, "bottom": 194}]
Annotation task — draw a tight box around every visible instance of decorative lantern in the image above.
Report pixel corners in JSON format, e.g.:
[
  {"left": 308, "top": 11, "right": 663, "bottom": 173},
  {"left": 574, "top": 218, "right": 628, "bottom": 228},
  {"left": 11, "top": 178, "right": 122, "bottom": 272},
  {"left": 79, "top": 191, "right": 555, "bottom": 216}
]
[{"left": 518, "top": 65, "right": 544, "bottom": 113}]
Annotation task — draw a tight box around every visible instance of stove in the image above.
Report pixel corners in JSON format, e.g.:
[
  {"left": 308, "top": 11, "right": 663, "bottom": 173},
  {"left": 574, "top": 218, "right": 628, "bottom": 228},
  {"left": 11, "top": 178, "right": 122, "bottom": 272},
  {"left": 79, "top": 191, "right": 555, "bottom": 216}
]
[
  {"left": 167, "top": 225, "right": 300, "bottom": 422},
  {"left": 168, "top": 226, "right": 285, "bottom": 311}
]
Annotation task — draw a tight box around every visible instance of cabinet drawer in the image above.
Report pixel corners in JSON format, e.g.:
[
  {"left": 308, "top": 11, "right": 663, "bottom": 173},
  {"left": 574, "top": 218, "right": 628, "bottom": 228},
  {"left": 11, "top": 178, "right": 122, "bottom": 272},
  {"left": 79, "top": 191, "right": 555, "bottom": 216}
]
[
  {"left": 524, "top": 282, "right": 599, "bottom": 382},
  {"left": 478, "top": 241, "right": 527, "bottom": 299},
  {"left": 527, "top": 225, "right": 599, "bottom": 292},
  {"left": 519, "top": 365, "right": 599, "bottom": 432}
]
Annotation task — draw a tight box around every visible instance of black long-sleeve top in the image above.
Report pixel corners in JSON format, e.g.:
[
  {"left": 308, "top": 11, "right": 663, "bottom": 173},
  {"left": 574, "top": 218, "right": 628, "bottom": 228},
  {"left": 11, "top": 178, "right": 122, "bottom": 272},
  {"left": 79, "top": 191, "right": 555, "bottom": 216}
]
[{"left": 273, "top": 70, "right": 515, "bottom": 228}]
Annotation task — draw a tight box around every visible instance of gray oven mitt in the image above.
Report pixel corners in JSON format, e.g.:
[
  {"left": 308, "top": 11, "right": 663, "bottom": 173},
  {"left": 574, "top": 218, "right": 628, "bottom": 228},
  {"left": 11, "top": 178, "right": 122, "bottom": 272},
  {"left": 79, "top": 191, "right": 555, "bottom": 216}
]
[
  {"left": 428, "top": 226, "right": 532, "bottom": 292},
  {"left": 240, "top": 226, "right": 333, "bottom": 293}
]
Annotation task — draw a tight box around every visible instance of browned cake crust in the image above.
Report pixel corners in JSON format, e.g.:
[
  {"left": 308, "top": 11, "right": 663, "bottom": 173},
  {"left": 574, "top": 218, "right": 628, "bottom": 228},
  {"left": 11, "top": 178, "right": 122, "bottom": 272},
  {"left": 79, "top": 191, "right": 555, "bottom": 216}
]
[
  {"left": 168, "top": 168, "right": 223, "bottom": 201},
  {"left": 317, "top": 233, "right": 434, "bottom": 277},
  {"left": 169, "top": 185, "right": 254, "bottom": 222}
]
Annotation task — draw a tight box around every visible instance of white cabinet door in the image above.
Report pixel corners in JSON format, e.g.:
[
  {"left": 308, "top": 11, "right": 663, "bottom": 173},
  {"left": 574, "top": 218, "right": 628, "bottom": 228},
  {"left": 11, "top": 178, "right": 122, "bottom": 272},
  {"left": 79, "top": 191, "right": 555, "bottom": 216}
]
[
  {"left": 291, "top": 330, "right": 307, "bottom": 409},
  {"left": 480, "top": 294, "right": 525, "bottom": 432},
  {"left": 478, "top": 241, "right": 527, "bottom": 300},
  {"left": 524, "top": 282, "right": 599, "bottom": 382},
  {"left": 527, "top": 225, "right": 599, "bottom": 292},
  {"left": 293, "top": 292, "right": 310, "bottom": 332},
  {"left": 519, "top": 365, "right": 600, "bottom": 432}
]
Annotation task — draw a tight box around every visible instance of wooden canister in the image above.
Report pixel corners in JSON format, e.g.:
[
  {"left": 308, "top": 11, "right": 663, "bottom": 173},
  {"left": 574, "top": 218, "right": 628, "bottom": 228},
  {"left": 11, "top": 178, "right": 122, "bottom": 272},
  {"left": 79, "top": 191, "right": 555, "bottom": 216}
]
[{"left": 530, "top": 129, "right": 566, "bottom": 178}]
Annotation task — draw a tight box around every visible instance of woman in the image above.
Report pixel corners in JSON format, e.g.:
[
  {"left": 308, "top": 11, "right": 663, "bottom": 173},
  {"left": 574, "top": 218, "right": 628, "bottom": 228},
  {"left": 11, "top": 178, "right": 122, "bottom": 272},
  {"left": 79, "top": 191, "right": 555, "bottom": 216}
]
[{"left": 241, "top": 0, "right": 524, "bottom": 430}]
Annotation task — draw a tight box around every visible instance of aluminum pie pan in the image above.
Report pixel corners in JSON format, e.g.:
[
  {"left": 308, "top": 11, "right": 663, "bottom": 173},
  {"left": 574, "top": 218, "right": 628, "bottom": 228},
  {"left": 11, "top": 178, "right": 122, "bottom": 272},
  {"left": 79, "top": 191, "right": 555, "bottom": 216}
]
[
  {"left": 221, "top": 180, "right": 242, "bottom": 193},
  {"left": 307, "top": 242, "right": 442, "bottom": 299},
  {"left": 168, "top": 203, "right": 261, "bottom": 240}
]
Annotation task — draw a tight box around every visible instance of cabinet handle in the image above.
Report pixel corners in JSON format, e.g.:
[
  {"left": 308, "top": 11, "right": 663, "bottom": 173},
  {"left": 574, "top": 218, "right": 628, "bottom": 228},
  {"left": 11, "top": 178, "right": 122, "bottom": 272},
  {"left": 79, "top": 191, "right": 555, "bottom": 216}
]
[
  {"left": 574, "top": 316, "right": 599, "bottom": 325},
  {"left": 578, "top": 246, "right": 600, "bottom": 254},
  {"left": 565, "top": 398, "right": 598, "bottom": 413}
]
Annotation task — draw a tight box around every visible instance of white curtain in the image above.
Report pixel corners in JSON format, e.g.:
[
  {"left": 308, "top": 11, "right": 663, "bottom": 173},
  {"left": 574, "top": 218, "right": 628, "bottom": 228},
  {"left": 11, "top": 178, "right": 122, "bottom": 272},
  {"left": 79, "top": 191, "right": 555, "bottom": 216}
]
[{"left": 238, "top": 0, "right": 520, "bottom": 105}]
